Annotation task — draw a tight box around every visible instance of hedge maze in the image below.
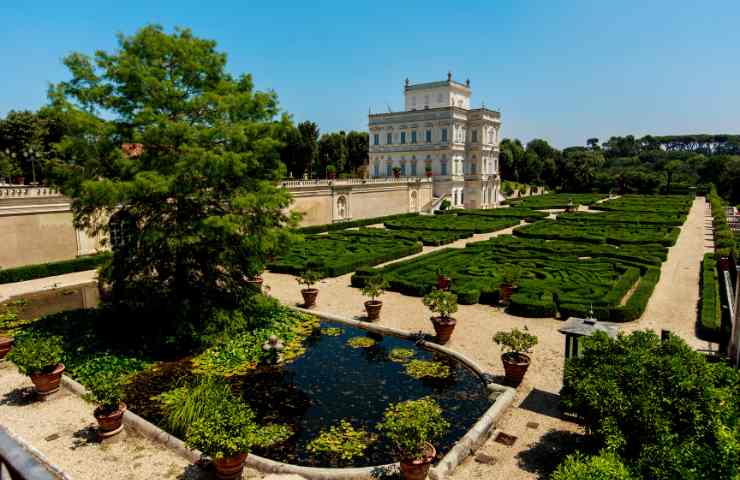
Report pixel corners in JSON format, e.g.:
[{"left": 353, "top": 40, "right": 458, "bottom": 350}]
[
  {"left": 504, "top": 193, "right": 607, "bottom": 209},
  {"left": 268, "top": 230, "right": 422, "bottom": 277},
  {"left": 352, "top": 194, "right": 694, "bottom": 321},
  {"left": 436, "top": 207, "right": 547, "bottom": 222},
  {"left": 384, "top": 214, "right": 521, "bottom": 234}
]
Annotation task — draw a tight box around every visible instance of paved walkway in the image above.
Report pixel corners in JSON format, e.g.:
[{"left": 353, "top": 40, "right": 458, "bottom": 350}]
[{"left": 0, "top": 197, "right": 714, "bottom": 479}]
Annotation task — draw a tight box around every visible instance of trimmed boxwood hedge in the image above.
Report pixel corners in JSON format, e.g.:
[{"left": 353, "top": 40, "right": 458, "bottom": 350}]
[
  {"left": 0, "top": 253, "right": 111, "bottom": 284},
  {"left": 513, "top": 219, "right": 681, "bottom": 247},
  {"left": 268, "top": 229, "right": 422, "bottom": 278},
  {"left": 707, "top": 185, "right": 736, "bottom": 259},
  {"left": 297, "top": 213, "right": 420, "bottom": 234},
  {"left": 352, "top": 235, "right": 666, "bottom": 320},
  {"left": 435, "top": 207, "right": 547, "bottom": 223},
  {"left": 385, "top": 214, "right": 521, "bottom": 234},
  {"left": 504, "top": 193, "right": 607, "bottom": 209},
  {"left": 698, "top": 253, "right": 721, "bottom": 340},
  {"left": 556, "top": 211, "right": 687, "bottom": 226},
  {"left": 590, "top": 194, "right": 693, "bottom": 214}
]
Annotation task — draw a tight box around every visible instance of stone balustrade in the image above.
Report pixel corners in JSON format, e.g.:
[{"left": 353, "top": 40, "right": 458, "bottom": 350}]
[
  {"left": 0, "top": 185, "right": 62, "bottom": 198},
  {"left": 280, "top": 176, "right": 432, "bottom": 188}
]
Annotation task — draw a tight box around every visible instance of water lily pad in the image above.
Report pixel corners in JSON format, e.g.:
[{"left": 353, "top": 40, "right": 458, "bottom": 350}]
[
  {"left": 404, "top": 360, "right": 451, "bottom": 379},
  {"left": 321, "top": 327, "right": 343, "bottom": 336},
  {"left": 389, "top": 348, "right": 415, "bottom": 363},
  {"left": 346, "top": 336, "right": 376, "bottom": 348}
]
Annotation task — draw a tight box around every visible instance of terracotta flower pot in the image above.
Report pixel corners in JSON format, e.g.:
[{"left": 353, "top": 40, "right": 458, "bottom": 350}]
[
  {"left": 95, "top": 402, "right": 127, "bottom": 438},
  {"left": 501, "top": 352, "right": 530, "bottom": 386},
  {"left": 301, "top": 288, "right": 319, "bottom": 308},
  {"left": 30, "top": 363, "right": 65, "bottom": 396},
  {"left": 436, "top": 276, "right": 450, "bottom": 291},
  {"left": 399, "top": 443, "right": 436, "bottom": 480},
  {"left": 213, "top": 452, "right": 248, "bottom": 480},
  {"left": 13, "top": 175, "right": 25, "bottom": 185},
  {"left": 364, "top": 300, "right": 383, "bottom": 321},
  {"left": 246, "top": 277, "right": 264, "bottom": 292},
  {"left": 499, "top": 284, "right": 515, "bottom": 305},
  {"left": 430, "top": 316, "right": 457, "bottom": 345},
  {"left": 0, "top": 336, "right": 14, "bottom": 360}
]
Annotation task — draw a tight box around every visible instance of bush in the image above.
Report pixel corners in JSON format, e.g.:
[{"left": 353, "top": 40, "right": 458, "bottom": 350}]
[
  {"left": 85, "top": 369, "right": 125, "bottom": 412},
  {"left": 377, "top": 397, "right": 449, "bottom": 461},
  {"left": 296, "top": 213, "right": 420, "bottom": 234},
  {"left": 552, "top": 452, "right": 634, "bottom": 480},
  {"left": 385, "top": 214, "right": 520, "bottom": 234},
  {"left": 0, "top": 253, "right": 111, "bottom": 284},
  {"left": 184, "top": 386, "right": 291, "bottom": 460},
  {"left": 708, "top": 185, "right": 736, "bottom": 259},
  {"left": 493, "top": 327, "right": 538, "bottom": 360},
  {"left": 698, "top": 253, "right": 721, "bottom": 340},
  {"left": 422, "top": 289, "right": 458, "bottom": 319},
  {"left": 8, "top": 333, "right": 64, "bottom": 375},
  {"left": 560, "top": 331, "right": 740, "bottom": 480},
  {"left": 505, "top": 193, "right": 607, "bottom": 209}
]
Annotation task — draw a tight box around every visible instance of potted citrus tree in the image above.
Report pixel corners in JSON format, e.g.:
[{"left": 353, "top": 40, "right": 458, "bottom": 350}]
[
  {"left": 361, "top": 275, "right": 388, "bottom": 321},
  {"left": 8, "top": 333, "right": 65, "bottom": 396},
  {"left": 298, "top": 269, "right": 321, "bottom": 308},
  {"left": 378, "top": 397, "right": 449, "bottom": 480},
  {"left": 422, "top": 289, "right": 458, "bottom": 344},
  {"left": 86, "top": 371, "right": 127, "bottom": 439},
  {"left": 425, "top": 164, "right": 433, "bottom": 177},
  {"left": 435, "top": 267, "right": 451, "bottom": 291},
  {"left": 185, "top": 392, "right": 291, "bottom": 479},
  {"left": 392, "top": 166, "right": 402, "bottom": 178},
  {"left": 499, "top": 265, "right": 521, "bottom": 305},
  {"left": 493, "top": 327, "right": 538, "bottom": 385},
  {"left": 326, "top": 165, "right": 337, "bottom": 180}
]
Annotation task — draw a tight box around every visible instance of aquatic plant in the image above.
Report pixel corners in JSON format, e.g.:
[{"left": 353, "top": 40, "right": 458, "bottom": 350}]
[
  {"left": 307, "top": 420, "right": 377, "bottom": 461},
  {"left": 346, "top": 336, "right": 377, "bottom": 348},
  {"left": 404, "top": 360, "right": 450, "bottom": 379},
  {"left": 389, "top": 348, "right": 415, "bottom": 363},
  {"left": 320, "top": 327, "right": 343, "bottom": 336}
]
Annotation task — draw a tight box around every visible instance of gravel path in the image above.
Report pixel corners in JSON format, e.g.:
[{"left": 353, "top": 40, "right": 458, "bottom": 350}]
[{"left": 0, "top": 197, "right": 713, "bottom": 479}]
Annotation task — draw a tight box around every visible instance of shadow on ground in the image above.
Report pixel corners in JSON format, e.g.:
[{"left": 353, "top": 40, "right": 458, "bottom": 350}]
[
  {"left": 515, "top": 429, "right": 586, "bottom": 478},
  {"left": 0, "top": 386, "right": 37, "bottom": 406}
]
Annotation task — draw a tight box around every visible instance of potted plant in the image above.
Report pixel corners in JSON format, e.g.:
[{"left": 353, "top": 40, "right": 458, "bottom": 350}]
[
  {"left": 86, "top": 371, "right": 127, "bottom": 439},
  {"left": 326, "top": 165, "right": 337, "bottom": 180},
  {"left": 361, "top": 275, "right": 388, "bottom": 321},
  {"left": 422, "top": 289, "right": 458, "bottom": 344},
  {"left": 392, "top": 166, "right": 402, "bottom": 178},
  {"left": 297, "top": 269, "right": 321, "bottom": 308},
  {"left": 499, "top": 265, "right": 521, "bottom": 305},
  {"left": 245, "top": 264, "right": 265, "bottom": 291},
  {"left": 425, "top": 165, "right": 433, "bottom": 177},
  {"left": 377, "top": 397, "right": 449, "bottom": 480},
  {"left": 7, "top": 333, "right": 65, "bottom": 396},
  {"left": 185, "top": 395, "right": 291, "bottom": 479},
  {"left": 493, "top": 327, "right": 538, "bottom": 385},
  {"left": 435, "top": 267, "right": 451, "bottom": 291}
]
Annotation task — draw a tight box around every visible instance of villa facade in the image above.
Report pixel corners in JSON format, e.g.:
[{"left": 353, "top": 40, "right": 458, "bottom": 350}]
[{"left": 368, "top": 73, "right": 502, "bottom": 209}]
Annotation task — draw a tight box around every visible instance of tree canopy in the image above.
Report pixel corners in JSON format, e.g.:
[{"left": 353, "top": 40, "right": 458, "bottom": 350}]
[{"left": 47, "top": 25, "right": 297, "bottom": 329}]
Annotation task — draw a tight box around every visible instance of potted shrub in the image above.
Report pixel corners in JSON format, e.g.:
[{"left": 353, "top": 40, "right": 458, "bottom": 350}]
[
  {"left": 8, "top": 333, "right": 65, "bottom": 396},
  {"left": 0, "top": 336, "right": 13, "bottom": 360},
  {"left": 326, "top": 165, "right": 337, "bottom": 180},
  {"left": 422, "top": 289, "right": 458, "bottom": 344},
  {"left": 493, "top": 327, "right": 538, "bottom": 385},
  {"left": 425, "top": 165, "right": 433, "bottom": 177},
  {"left": 435, "top": 267, "right": 451, "bottom": 291},
  {"left": 298, "top": 269, "right": 321, "bottom": 308},
  {"left": 86, "top": 372, "right": 127, "bottom": 439},
  {"left": 499, "top": 265, "right": 521, "bottom": 305},
  {"left": 392, "top": 166, "right": 402, "bottom": 178},
  {"left": 245, "top": 264, "right": 265, "bottom": 291},
  {"left": 361, "top": 275, "right": 388, "bottom": 321},
  {"left": 185, "top": 394, "right": 291, "bottom": 479},
  {"left": 378, "top": 397, "right": 449, "bottom": 480}
]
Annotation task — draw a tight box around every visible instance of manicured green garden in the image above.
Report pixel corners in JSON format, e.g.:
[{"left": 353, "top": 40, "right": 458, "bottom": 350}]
[
  {"left": 513, "top": 219, "right": 680, "bottom": 247},
  {"left": 0, "top": 253, "right": 111, "bottom": 284},
  {"left": 384, "top": 214, "right": 521, "bottom": 234},
  {"left": 556, "top": 210, "right": 687, "bottom": 226},
  {"left": 435, "top": 207, "right": 547, "bottom": 222},
  {"left": 590, "top": 194, "right": 693, "bottom": 213},
  {"left": 268, "top": 229, "right": 422, "bottom": 277},
  {"left": 353, "top": 235, "right": 664, "bottom": 321},
  {"left": 698, "top": 253, "right": 721, "bottom": 340},
  {"left": 504, "top": 193, "right": 607, "bottom": 209}
]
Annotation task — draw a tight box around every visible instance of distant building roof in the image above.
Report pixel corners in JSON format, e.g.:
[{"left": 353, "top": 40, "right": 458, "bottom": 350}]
[{"left": 121, "top": 143, "right": 143, "bottom": 158}]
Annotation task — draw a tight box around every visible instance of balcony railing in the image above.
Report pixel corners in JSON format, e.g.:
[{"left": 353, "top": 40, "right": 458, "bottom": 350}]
[
  {"left": 280, "top": 177, "right": 432, "bottom": 188},
  {"left": 0, "top": 186, "right": 62, "bottom": 199}
]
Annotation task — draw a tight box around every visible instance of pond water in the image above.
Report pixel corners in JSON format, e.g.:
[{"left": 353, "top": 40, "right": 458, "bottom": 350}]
[
  {"left": 242, "top": 323, "right": 493, "bottom": 467},
  {"left": 2, "top": 285, "right": 493, "bottom": 468}
]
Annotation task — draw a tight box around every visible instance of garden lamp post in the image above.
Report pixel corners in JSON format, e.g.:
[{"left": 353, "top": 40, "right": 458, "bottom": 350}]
[{"left": 21, "top": 148, "right": 38, "bottom": 184}]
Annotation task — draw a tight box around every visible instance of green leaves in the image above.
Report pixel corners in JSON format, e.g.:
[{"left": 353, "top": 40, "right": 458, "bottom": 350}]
[
  {"left": 422, "top": 289, "right": 458, "bottom": 318},
  {"left": 8, "top": 332, "right": 64, "bottom": 375},
  {"left": 560, "top": 331, "right": 740, "bottom": 479},
  {"left": 307, "top": 420, "right": 376, "bottom": 462},
  {"left": 493, "top": 328, "right": 538, "bottom": 356},
  {"left": 377, "top": 397, "right": 449, "bottom": 461}
]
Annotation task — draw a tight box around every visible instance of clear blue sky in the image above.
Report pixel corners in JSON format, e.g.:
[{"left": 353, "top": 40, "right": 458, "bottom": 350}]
[{"left": 2, "top": 1, "right": 739, "bottom": 147}]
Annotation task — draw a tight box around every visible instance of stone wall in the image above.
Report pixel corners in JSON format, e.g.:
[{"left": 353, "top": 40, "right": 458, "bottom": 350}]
[{"left": 0, "top": 180, "right": 434, "bottom": 269}]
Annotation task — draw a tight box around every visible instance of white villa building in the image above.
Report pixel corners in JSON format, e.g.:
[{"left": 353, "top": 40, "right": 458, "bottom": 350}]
[{"left": 368, "top": 73, "right": 502, "bottom": 209}]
